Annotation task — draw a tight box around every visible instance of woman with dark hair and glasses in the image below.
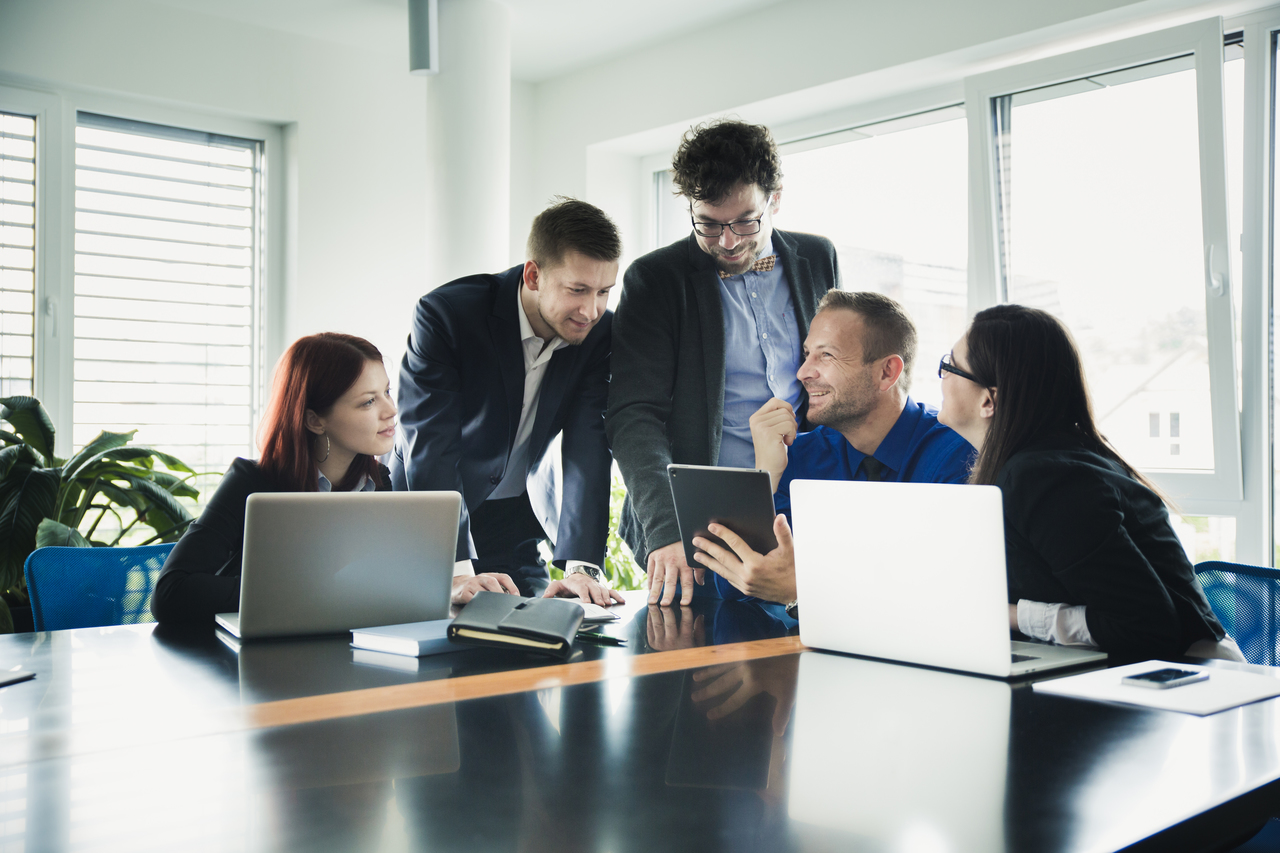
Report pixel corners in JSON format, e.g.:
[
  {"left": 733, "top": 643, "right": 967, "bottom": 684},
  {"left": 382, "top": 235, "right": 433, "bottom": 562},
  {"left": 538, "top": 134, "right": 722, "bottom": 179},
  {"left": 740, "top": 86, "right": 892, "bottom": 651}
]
[
  {"left": 151, "top": 332, "right": 517, "bottom": 625},
  {"left": 937, "top": 305, "right": 1241, "bottom": 661}
]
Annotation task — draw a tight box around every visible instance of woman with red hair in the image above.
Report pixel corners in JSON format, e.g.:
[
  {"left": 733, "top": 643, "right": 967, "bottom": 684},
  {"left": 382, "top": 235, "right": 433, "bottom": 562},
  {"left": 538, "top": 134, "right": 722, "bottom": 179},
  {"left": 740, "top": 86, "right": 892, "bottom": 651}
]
[{"left": 152, "top": 333, "right": 411, "bottom": 624}]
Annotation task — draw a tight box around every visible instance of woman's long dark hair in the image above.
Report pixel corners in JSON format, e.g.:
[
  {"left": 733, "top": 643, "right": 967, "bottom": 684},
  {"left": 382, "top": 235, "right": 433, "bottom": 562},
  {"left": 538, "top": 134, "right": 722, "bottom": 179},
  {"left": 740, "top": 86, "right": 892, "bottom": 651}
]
[
  {"left": 257, "top": 332, "right": 386, "bottom": 492},
  {"left": 965, "top": 305, "right": 1155, "bottom": 493}
]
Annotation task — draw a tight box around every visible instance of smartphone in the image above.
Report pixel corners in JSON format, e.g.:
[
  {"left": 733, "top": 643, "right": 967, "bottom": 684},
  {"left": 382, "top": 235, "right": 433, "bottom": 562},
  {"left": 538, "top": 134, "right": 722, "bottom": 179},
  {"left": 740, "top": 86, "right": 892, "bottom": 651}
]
[{"left": 1121, "top": 668, "right": 1209, "bottom": 689}]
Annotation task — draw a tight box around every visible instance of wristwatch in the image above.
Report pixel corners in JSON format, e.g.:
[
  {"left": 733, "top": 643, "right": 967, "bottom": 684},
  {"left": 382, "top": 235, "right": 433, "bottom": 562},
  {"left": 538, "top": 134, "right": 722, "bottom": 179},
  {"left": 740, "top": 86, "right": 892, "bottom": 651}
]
[
  {"left": 565, "top": 561, "right": 609, "bottom": 588},
  {"left": 784, "top": 599, "right": 800, "bottom": 620}
]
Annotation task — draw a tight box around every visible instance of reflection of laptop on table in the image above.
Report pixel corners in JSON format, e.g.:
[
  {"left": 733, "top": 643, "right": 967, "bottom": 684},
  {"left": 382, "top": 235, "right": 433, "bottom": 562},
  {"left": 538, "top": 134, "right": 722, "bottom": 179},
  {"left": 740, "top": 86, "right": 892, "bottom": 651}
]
[
  {"left": 215, "top": 491, "right": 461, "bottom": 640},
  {"left": 791, "top": 480, "right": 1106, "bottom": 678}
]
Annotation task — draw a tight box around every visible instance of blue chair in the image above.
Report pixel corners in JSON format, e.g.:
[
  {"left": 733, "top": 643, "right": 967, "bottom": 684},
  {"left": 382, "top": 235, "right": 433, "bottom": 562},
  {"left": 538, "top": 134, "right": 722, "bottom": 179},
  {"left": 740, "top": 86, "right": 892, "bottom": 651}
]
[
  {"left": 23, "top": 544, "right": 175, "bottom": 631},
  {"left": 1194, "top": 560, "right": 1280, "bottom": 666}
]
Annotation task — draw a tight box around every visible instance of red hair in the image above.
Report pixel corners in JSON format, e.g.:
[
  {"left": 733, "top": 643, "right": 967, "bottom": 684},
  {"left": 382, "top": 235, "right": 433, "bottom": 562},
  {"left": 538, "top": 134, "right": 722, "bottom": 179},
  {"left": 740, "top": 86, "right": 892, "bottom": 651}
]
[{"left": 257, "top": 333, "right": 386, "bottom": 492}]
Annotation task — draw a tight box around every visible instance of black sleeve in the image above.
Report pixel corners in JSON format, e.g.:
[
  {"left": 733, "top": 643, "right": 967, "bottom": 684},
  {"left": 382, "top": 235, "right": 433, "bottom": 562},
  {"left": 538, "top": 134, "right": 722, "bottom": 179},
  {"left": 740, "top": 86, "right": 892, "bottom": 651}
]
[
  {"left": 1002, "top": 456, "right": 1183, "bottom": 659},
  {"left": 605, "top": 260, "right": 683, "bottom": 551},
  {"left": 150, "top": 459, "right": 267, "bottom": 625}
]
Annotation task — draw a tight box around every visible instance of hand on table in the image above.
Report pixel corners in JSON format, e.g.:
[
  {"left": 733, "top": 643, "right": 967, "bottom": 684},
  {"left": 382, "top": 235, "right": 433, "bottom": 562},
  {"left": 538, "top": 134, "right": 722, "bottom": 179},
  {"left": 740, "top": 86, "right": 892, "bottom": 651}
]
[
  {"left": 544, "top": 572, "right": 625, "bottom": 606},
  {"left": 750, "top": 398, "right": 797, "bottom": 494},
  {"left": 647, "top": 540, "right": 704, "bottom": 606},
  {"left": 451, "top": 572, "right": 519, "bottom": 606},
  {"left": 646, "top": 605, "right": 705, "bottom": 651},
  {"left": 692, "top": 514, "right": 796, "bottom": 605}
]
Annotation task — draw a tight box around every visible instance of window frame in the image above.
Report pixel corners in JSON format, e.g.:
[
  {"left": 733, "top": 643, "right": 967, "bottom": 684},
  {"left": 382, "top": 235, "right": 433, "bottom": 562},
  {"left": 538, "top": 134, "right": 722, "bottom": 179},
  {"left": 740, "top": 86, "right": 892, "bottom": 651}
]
[
  {"left": 964, "top": 18, "right": 1242, "bottom": 505},
  {"left": 0, "top": 78, "right": 284, "bottom": 461}
]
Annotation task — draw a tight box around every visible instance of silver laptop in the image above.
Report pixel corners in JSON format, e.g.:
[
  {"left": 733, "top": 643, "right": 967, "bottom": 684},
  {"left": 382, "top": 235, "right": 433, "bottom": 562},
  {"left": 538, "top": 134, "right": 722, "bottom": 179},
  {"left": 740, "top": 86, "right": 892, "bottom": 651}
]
[
  {"left": 215, "top": 490, "right": 461, "bottom": 640},
  {"left": 790, "top": 479, "right": 1107, "bottom": 678}
]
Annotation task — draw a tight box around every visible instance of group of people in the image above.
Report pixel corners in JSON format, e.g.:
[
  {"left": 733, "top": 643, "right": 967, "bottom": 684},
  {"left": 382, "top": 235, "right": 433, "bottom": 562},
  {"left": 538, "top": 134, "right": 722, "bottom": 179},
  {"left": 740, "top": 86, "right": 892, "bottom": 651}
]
[{"left": 151, "top": 119, "right": 1241, "bottom": 663}]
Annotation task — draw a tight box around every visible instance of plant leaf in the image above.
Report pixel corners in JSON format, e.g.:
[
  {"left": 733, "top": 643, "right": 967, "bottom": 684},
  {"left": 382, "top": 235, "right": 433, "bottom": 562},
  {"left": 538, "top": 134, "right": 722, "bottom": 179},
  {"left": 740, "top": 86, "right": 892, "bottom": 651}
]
[
  {"left": 35, "top": 518, "right": 90, "bottom": 548},
  {"left": 94, "top": 483, "right": 149, "bottom": 512},
  {"left": 0, "top": 429, "right": 22, "bottom": 446},
  {"left": 62, "top": 431, "right": 137, "bottom": 481},
  {"left": 147, "top": 470, "right": 199, "bottom": 500},
  {"left": 122, "top": 475, "right": 194, "bottom": 529},
  {"left": 0, "top": 397, "right": 55, "bottom": 462},
  {"left": 0, "top": 465, "right": 60, "bottom": 591},
  {"left": 0, "top": 598, "right": 14, "bottom": 635},
  {"left": 143, "top": 448, "right": 196, "bottom": 475},
  {"left": 0, "top": 444, "right": 47, "bottom": 480}
]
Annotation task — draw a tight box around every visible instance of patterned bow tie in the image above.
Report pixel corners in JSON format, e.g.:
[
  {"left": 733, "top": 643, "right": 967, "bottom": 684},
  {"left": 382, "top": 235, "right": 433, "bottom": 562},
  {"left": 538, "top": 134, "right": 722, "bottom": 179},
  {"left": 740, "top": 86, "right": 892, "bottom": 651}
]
[{"left": 718, "top": 254, "right": 777, "bottom": 279}]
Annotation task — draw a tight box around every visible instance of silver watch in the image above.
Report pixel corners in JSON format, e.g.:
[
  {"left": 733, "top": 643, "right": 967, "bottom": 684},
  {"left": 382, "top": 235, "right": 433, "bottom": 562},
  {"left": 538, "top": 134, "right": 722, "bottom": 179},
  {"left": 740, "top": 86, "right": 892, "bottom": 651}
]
[{"left": 565, "top": 563, "right": 609, "bottom": 587}]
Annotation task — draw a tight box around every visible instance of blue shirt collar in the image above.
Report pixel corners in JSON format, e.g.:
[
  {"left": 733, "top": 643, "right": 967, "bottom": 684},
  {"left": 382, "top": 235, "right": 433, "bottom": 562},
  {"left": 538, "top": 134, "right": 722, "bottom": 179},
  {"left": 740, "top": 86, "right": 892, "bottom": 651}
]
[{"left": 865, "top": 396, "right": 923, "bottom": 474}]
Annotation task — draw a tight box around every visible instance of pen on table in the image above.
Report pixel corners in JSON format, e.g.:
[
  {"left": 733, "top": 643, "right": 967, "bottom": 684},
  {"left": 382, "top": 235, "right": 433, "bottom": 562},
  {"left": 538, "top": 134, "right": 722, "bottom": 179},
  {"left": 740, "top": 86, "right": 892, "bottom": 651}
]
[{"left": 577, "top": 631, "right": 626, "bottom": 646}]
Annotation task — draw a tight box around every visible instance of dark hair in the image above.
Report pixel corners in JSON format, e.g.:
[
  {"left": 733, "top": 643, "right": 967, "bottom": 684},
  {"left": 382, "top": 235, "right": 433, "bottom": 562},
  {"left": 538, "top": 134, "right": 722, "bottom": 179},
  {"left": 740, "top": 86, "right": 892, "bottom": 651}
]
[
  {"left": 258, "top": 332, "right": 385, "bottom": 492},
  {"left": 818, "top": 290, "right": 917, "bottom": 391},
  {"left": 526, "top": 197, "right": 622, "bottom": 269},
  {"left": 670, "top": 120, "right": 782, "bottom": 204},
  {"left": 964, "top": 305, "right": 1155, "bottom": 493}
]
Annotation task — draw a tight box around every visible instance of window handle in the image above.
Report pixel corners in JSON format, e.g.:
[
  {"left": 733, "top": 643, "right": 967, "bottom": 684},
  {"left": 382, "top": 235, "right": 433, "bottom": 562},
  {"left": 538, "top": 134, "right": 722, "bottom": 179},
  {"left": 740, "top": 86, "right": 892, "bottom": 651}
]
[
  {"left": 1206, "top": 244, "right": 1226, "bottom": 297},
  {"left": 44, "top": 296, "right": 57, "bottom": 338}
]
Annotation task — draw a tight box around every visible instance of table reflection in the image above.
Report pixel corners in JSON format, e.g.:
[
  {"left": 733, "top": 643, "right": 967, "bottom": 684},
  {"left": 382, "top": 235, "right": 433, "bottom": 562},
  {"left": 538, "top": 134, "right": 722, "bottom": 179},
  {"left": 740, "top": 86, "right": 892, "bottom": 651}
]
[{"left": 788, "top": 653, "right": 1012, "bottom": 852}]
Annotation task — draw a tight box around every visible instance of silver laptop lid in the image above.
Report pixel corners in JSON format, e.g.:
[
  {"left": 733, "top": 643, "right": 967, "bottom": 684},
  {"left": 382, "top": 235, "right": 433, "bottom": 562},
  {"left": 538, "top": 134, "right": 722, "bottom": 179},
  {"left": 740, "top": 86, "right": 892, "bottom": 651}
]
[
  {"left": 234, "top": 490, "right": 460, "bottom": 640},
  {"left": 791, "top": 480, "right": 1015, "bottom": 677}
]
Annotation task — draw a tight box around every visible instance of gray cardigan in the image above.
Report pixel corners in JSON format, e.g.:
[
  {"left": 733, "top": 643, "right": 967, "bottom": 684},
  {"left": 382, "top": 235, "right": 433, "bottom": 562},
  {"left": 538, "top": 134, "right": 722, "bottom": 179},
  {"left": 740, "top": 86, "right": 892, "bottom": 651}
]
[{"left": 606, "top": 229, "right": 839, "bottom": 567}]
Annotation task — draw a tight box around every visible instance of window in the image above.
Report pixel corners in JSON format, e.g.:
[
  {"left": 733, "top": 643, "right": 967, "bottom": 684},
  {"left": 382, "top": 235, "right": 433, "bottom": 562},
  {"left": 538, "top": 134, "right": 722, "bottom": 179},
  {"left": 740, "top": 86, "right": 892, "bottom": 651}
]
[
  {"left": 968, "top": 20, "right": 1240, "bottom": 504},
  {"left": 0, "top": 111, "right": 34, "bottom": 398},
  {"left": 72, "top": 112, "right": 264, "bottom": 476},
  {"left": 779, "top": 108, "right": 968, "bottom": 409}
]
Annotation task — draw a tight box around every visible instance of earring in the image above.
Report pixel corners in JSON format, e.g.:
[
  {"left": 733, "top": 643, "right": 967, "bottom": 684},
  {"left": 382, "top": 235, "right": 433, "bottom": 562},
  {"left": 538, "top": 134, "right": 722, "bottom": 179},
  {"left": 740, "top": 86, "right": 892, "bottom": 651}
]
[{"left": 316, "top": 433, "right": 330, "bottom": 463}]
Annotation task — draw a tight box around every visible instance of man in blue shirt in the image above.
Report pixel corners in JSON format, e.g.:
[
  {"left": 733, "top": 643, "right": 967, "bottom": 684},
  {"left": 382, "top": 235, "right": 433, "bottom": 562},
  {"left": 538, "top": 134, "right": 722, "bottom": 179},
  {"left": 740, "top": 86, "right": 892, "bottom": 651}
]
[{"left": 692, "top": 290, "right": 974, "bottom": 608}]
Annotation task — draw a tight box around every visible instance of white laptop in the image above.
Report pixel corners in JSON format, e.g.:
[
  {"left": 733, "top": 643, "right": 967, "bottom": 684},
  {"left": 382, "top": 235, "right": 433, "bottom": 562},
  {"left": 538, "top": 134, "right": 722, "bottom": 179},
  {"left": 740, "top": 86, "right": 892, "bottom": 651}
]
[
  {"left": 790, "top": 479, "right": 1107, "bottom": 678},
  {"left": 215, "top": 490, "right": 461, "bottom": 640}
]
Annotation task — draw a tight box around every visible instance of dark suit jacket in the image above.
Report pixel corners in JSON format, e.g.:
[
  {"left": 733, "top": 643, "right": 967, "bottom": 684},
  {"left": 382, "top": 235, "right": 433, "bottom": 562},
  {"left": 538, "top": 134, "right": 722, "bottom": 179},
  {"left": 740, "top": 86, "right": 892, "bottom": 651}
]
[
  {"left": 390, "top": 264, "right": 612, "bottom": 570},
  {"left": 150, "top": 458, "right": 391, "bottom": 625},
  {"left": 606, "top": 230, "right": 839, "bottom": 566},
  {"left": 999, "top": 432, "right": 1225, "bottom": 660}
]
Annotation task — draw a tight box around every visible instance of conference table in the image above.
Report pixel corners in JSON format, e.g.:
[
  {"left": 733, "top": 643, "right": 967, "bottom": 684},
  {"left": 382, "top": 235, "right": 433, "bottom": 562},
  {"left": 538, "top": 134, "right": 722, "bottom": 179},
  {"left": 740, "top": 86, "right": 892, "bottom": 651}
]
[{"left": 0, "top": 592, "right": 1278, "bottom": 853}]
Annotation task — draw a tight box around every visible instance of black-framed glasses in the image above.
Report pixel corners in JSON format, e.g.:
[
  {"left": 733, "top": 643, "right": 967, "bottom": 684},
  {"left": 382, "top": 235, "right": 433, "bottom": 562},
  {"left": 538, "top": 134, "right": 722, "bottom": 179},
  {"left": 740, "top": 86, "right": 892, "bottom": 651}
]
[
  {"left": 690, "top": 205, "right": 769, "bottom": 238},
  {"left": 938, "top": 352, "right": 981, "bottom": 383}
]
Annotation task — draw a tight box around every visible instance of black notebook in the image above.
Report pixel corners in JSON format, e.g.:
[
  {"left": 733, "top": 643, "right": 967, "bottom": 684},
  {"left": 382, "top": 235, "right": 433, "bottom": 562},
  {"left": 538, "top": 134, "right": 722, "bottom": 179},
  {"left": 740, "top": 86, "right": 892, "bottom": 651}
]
[{"left": 447, "top": 592, "right": 585, "bottom": 659}]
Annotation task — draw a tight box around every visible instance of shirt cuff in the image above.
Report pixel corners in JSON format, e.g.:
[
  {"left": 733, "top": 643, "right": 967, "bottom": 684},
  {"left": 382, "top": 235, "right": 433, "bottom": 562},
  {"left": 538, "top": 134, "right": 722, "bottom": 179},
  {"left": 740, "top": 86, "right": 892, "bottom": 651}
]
[
  {"left": 565, "top": 560, "right": 599, "bottom": 571},
  {"left": 1016, "top": 600, "right": 1095, "bottom": 647},
  {"left": 453, "top": 559, "right": 475, "bottom": 578}
]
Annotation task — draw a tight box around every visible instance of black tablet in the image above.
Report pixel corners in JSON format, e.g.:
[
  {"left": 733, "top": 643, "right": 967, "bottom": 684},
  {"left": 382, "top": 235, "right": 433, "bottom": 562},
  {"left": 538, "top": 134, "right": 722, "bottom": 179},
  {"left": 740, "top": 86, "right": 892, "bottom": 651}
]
[{"left": 667, "top": 464, "right": 779, "bottom": 567}]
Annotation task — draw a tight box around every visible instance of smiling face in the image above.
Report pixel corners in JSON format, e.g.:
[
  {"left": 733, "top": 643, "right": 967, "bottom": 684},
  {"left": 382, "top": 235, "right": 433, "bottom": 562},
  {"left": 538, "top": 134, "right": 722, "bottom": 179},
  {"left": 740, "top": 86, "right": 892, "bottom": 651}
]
[
  {"left": 797, "top": 310, "right": 883, "bottom": 431},
  {"left": 523, "top": 250, "right": 618, "bottom": 345},
  {"left": 307, "top": 359, "right": 397, "bottom": 461},
  {"left": 690, "top": 182, "right": 779, "bottom": 276}
]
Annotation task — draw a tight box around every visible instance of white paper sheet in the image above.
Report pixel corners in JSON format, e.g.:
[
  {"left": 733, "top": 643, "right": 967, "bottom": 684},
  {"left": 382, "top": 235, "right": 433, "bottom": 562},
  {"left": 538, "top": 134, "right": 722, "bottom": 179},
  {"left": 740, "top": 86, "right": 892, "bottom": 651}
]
[{"left": 1033, "top": 660, "right": 1280, "bottom": 715}]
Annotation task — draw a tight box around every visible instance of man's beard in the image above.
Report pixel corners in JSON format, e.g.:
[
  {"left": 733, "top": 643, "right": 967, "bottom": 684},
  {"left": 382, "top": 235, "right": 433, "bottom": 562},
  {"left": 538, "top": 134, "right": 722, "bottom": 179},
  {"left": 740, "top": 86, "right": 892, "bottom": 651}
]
[
  {"left": 807, "top": 373, "right": 877, "bottom": 432},
  {"left": 709, "top": 238, "right": 761, "bottom": 275}
]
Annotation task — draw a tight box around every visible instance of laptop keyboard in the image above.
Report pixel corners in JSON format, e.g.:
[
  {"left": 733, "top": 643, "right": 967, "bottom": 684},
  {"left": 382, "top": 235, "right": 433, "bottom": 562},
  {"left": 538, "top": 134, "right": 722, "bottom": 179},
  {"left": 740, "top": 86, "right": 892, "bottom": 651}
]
[{"left": 1012, "top": 653, "right": 1039, "bottom": 663}]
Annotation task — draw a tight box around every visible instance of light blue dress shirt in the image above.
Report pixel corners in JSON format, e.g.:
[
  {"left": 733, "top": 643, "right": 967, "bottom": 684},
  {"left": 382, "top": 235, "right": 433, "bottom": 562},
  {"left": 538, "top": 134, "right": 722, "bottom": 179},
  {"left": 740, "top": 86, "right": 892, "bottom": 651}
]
[{"left": 717, "top": 239, "right": 804, "bottom": 469}]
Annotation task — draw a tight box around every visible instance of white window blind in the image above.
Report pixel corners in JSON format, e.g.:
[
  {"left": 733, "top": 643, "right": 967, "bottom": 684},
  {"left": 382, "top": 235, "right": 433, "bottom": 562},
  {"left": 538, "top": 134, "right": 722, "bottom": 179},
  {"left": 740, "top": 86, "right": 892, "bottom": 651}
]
[
  {"left": 73, "top": 112, "right": 263, "bottom": 474},
  {"left": 0, "top": 112, "right": 35, "bottom": 398}
]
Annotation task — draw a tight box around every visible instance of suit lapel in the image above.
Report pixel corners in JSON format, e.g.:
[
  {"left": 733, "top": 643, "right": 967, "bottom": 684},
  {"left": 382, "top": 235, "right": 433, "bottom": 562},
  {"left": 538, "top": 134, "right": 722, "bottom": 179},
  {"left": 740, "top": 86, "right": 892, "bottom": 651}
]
[
  {"left": 529, "top": 345, "right": 570, "bottom": 456},
  {"left": 687, "top": 234, "right": 726, "bottom": 463},
  {"left": 775, "top": 229, "right": 817, "bottom": 336},
  {"left": 490, "top": 267, "right": 527, "bottom": 451}
]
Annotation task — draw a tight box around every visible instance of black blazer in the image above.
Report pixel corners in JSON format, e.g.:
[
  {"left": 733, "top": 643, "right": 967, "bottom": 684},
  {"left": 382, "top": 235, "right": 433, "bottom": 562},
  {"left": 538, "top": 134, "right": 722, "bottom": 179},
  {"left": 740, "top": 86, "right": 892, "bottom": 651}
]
[
  {"left": 390, "top": 264, "right": 612, "bottom": 569},
  {"left": 606, "top": 229, "right": 839, "bottom": 565},
  {"left": 998, "top": 433, "right": 1225, "bottom": 660},
  {"left": 150, "top": 458, "right": 391, "bottom": 625}
]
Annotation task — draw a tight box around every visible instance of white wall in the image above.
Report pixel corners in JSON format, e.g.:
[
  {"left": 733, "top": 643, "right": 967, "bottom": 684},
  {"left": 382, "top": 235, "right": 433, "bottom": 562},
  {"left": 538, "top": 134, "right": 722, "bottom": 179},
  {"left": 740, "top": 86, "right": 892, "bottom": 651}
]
[{"left": 0, "top": 0, "right": 429, "bottom": 380}]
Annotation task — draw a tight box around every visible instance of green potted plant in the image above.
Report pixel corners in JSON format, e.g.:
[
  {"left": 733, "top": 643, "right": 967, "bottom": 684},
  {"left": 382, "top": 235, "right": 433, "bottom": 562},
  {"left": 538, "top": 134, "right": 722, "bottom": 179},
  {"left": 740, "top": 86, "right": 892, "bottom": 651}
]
[{"left": 0, "top": 396, "right": 199, "bottom": 632}]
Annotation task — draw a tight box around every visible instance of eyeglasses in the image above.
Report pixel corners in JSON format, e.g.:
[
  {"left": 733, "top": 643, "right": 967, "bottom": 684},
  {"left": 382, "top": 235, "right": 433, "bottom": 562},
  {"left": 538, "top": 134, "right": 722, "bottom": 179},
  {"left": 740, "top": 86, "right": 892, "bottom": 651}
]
[
  {"left": 938, "top": 352, "right": 981, "bottom": 384},
  {"left": 690, "top": 204, "right": 770, "bottom": 238}
]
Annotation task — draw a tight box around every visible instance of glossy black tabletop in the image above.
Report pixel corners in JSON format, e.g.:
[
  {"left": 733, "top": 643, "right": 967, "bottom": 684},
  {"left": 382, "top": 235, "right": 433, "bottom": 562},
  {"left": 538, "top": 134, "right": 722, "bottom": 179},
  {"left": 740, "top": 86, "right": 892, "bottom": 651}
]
[{"left": 1, "top": 594, "right": 1278, "bottom": 853}]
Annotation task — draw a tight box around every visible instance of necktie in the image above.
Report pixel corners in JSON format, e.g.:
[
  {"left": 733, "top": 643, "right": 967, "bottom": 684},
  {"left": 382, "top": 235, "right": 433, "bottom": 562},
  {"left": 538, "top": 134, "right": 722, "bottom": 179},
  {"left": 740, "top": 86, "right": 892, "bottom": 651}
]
[
  {"left": 718, "top": 254, "right": 777, "bottom": 279},
  {"left": 860, "top": 456, "right": 890, "bottom": 482}
]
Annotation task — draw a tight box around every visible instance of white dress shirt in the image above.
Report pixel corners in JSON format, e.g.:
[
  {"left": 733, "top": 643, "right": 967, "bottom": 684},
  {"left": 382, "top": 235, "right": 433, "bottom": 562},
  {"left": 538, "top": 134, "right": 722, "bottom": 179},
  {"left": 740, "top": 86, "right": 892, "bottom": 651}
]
[
  {"left": 1016, "top": 599, "right": 1247, "bottom": 661},
  {"left": 452, "top": 287, "right": 598, "bottom": 582}
]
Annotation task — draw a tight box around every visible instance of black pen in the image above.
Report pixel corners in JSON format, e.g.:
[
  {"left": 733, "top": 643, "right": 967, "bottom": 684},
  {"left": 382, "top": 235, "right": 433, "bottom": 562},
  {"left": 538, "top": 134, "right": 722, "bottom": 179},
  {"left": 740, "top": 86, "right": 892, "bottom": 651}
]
[{"left": 577, "top": 631, "right": 626, "bottom": 646}]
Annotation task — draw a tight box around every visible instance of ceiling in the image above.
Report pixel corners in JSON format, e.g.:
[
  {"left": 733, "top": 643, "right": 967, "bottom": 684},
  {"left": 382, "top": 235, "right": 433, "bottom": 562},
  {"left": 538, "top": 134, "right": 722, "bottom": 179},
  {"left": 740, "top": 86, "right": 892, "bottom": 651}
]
[{"left": 148, "top": 0, "right": 787, "bottom": 81}]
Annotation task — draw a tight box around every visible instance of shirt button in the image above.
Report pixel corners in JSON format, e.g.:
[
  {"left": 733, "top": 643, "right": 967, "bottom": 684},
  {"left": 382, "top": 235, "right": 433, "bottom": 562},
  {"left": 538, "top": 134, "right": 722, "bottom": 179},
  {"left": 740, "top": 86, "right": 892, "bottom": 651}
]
[
  {"left": 751, "top": 293, "right": 757, "bottom": 298},
  {"left": 489, "top": 475, "right": 500, "bottom": 485},
  {"left": 762, "top": 333, "right": 769, "bottom": 339}
]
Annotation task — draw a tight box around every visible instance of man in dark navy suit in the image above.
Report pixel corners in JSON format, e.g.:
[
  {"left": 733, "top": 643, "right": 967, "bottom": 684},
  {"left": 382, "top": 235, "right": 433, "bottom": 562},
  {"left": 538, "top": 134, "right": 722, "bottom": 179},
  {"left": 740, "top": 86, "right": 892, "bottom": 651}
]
[{"left": 391, "top": 198, "right": 623, "bottom": 605}]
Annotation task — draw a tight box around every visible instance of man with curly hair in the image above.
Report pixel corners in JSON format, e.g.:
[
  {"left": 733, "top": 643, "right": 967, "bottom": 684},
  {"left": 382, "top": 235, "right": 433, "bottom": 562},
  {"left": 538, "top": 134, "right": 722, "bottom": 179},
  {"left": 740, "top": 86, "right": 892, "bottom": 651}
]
[{"left": 607, "top": 119, "right": 840, "bottom": 606}]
